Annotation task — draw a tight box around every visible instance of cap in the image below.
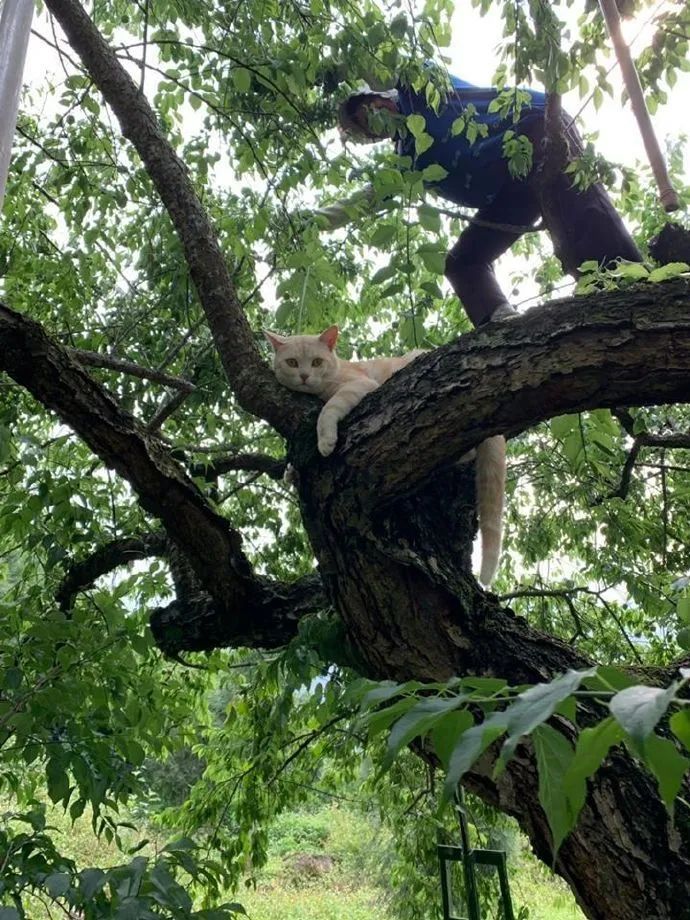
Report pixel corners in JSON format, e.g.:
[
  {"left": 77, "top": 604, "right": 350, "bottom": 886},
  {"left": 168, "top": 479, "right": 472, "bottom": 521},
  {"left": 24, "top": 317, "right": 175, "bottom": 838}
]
[{"left": 337, "top": 86, "right": 398, "bottom": 140}]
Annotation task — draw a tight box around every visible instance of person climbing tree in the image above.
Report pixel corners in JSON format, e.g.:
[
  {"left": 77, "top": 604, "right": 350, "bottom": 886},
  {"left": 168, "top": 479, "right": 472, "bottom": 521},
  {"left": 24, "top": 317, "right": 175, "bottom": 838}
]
[{"left": 319, "top": 73, "right": 642, "bottom": 326}]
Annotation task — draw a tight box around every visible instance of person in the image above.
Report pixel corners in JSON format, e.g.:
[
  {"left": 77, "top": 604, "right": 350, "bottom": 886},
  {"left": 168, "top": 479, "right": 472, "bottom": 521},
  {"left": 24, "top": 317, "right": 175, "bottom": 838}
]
[{"left": 318, "top": 74, "right": 641, "bottom": 326}]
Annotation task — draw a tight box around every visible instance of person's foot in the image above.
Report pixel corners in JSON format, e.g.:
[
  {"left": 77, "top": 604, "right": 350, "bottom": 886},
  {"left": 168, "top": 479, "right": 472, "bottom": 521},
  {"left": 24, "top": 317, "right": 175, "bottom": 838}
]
[{"left": 488, "top": 303, "right": 519, "bottom": 322}]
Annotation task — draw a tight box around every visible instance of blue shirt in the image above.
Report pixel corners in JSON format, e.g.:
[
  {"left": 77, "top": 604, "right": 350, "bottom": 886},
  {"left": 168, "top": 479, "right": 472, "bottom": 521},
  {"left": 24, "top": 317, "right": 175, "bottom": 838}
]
[{"left": 396, "top": 75, "right": 547, "bottom": 210}]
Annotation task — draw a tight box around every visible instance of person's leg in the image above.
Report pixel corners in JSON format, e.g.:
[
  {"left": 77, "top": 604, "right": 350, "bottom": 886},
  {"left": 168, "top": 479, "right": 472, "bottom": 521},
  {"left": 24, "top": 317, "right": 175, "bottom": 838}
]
[
  {"left": 445, "top": 182, "right": 541, "bottom": 326},
  {"left": 526, "top": 116, "right": 642, "bottom": 274}
]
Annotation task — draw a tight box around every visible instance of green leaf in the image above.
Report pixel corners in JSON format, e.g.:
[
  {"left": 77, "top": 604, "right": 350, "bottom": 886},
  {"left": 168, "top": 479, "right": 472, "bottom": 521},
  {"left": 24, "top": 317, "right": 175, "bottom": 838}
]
[
  {"left": 46, "top": 757, "right": 71, "bottom": 804},
  {"left": 550, "top": 414, "right": 575, "bottom": 440},
  {"left": 383, "top": 695, "right": 467, "bottom": 769},
  {"left": 677, "top": 627, "right": 690, "bottom": 650},
  {"left": 533, "top": 724, "right": 575, "bottom": 855},
  {"left": 360, "top": 681, "right": 410, "bottom": 709},
  {"left": 648, "top": 262, "right": 689, "bottom": 282},
  {"left": 678, "top": 595, "right": 690, "bottom": 625},
  {"left": 640, "top": 733, "right": 690, "bottom": 807},
  {"left": 70, "top": 798, "right": 86, "bottom": 821},
  {"left": 415, "top": 133, "right": 434, "bottom": 156},
  {"left": 609, "top": 261, "right": 649, "bottom": 280},
  {"left": 406, "top": 114, "right": 426, "bottom": 138},
  {"left": 274, "top": 299, "right": 295, "bottom": 326},
  {"left": 417, "top": 204, "right": 441, "bottom": 233},
  {"left": 562, "top": 717, "right": 624, "bottom": 838},
  {"left": 670, "top": 709, "right": 690, "bottom": 751},
  {"left": 431, "top": 710, "right": 474, "bottom": 769},
  {"left": 451, "top": 116, "right": 465, "bottom": 136},
  {"left": 609, "top": 683, "right": 678, "bottom": 743},
  {"left": 417, "top": 247, "right": 446, "bottom": 275},
  {"left": 363, "top": 697, "right": 417, "bottom": 738},
  {"left": 583, "top": 666, "right": 637, "bottom": 693},
  {"left": 389, "top": 12, "right": 408, "bottom": 37},
  {"left": 370, "top": 263, "right": 397, "bottom": 285},
  {"left": 3, "top": 667, "right": 22, "bottom": 690},
  {"left": 232, "top": 68, "right": 252, "bottom": 93},
  {"left": 399, "top": 315, "right": 425, "bottom": 348},
  {"left": 421, "top": 164, "right": 448, "bottom": 182},
  {"left": 370, "top": 224, "right": 397, "bottom": 247},
  {"left": 0, "top": 425, "right": 11, "bottom": 463},
  {"left": 499, "top": 668, "right": 597, "bottom": 767},
  {"left": 45, "top": 872, "right": 71, "bottom": 897},
  {"left": 441, "top": 713, "right": 509, "bottom": 805},
  {"left": 459, "top": 676, "right": 508, "bottom": 694}
]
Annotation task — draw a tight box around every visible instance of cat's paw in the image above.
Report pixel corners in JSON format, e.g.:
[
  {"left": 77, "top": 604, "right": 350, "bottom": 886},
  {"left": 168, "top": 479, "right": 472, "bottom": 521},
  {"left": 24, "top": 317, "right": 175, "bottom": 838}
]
[
  {"left": 317, "top": 413, "right": 338, "bottom": 456},
  {"left": 317, "top": 432, "right": 337, "bottom": 456}
]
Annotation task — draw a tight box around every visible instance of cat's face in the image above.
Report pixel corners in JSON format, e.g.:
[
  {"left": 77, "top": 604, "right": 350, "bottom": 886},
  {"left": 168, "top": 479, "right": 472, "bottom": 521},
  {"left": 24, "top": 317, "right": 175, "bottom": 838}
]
[{"left": 265, "top": 325, "right": 339, "bottom": 396}]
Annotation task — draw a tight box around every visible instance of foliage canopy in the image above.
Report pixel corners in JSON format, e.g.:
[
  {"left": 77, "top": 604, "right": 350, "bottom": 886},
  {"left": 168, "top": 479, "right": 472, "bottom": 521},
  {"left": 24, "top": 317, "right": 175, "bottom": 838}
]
[{"left": 1, "top": 0, "right": 690, "bottom": 917}]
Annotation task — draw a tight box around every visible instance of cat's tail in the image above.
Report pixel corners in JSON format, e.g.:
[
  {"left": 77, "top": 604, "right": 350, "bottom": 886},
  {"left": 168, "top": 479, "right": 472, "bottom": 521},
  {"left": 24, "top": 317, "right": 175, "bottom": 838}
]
[{"left": 475, "top": 435, "right": 506, "bottom": 587}]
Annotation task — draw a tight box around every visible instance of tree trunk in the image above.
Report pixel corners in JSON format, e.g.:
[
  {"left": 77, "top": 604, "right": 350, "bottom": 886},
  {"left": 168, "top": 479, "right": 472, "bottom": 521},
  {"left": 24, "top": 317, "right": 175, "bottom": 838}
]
[{"left": 291, "top": 411, "right": 690, "bottom": 920}]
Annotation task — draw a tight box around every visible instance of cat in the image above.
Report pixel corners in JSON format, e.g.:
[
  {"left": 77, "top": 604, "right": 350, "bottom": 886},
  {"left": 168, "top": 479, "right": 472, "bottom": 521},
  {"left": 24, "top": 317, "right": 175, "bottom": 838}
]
[{"left": 265, "top": 325, "right": 505, "bottom": 586}]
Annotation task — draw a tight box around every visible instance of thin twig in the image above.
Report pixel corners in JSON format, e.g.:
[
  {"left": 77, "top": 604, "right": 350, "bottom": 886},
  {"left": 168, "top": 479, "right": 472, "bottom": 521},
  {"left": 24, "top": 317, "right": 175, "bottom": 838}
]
[{"left": 67, "top": 347, "right": 196, "bottom": 391}]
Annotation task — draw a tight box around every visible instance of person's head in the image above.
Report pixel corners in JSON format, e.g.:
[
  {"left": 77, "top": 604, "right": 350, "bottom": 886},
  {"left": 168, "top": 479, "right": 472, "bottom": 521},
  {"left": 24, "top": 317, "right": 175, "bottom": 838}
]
[{"left": 338, "top": 90, "right": 399, "bottom": 143}]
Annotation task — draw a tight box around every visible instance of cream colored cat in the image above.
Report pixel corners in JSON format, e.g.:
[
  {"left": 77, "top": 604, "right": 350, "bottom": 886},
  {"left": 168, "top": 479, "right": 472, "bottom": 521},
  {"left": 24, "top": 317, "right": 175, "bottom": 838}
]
[{"left": 265, "top": 325, "right": 505, "bottom": 586}]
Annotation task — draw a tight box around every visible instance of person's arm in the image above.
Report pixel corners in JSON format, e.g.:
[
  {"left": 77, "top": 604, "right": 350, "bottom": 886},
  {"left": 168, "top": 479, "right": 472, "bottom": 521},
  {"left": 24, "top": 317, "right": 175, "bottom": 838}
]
[{"left": 309, "top": 183, "right": 387, "bottom": 230}]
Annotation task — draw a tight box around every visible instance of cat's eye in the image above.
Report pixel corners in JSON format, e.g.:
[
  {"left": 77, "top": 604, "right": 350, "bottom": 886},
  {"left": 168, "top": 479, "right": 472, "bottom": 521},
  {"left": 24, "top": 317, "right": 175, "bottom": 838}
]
[
  {"left": 312, "top": 358, "right": 323, "bottom": 367},
  {"left": 285, "top": 358, "right": 299, "bottom": 368}
]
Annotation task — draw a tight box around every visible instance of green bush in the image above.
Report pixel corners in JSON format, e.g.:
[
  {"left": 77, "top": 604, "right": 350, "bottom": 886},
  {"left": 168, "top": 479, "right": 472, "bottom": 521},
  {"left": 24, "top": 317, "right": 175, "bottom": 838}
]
[{"left": 268, "top": 809, "right": 332, "bottom": 856}]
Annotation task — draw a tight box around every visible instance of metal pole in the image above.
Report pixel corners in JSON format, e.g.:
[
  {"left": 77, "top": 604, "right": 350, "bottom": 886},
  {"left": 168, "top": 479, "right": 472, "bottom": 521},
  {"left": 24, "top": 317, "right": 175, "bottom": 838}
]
[
  {"left": 598, "top": 0, "right": 679, "bottom": 212},
  {"left": 0, "top": 0, "right": 35, "bottom": 213}
]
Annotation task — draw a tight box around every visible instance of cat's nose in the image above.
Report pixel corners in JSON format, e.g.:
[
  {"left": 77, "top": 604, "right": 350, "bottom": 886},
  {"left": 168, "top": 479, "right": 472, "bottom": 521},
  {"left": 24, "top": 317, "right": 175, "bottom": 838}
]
[{"left": 300, "top": 373, "right": 309, "bottom": 383}]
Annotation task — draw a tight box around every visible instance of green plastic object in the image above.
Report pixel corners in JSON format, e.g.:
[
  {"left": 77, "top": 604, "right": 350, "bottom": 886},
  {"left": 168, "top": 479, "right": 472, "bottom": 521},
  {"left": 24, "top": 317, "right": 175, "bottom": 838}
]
[{"left": 438, "top": 793, "right": 515, "bottom": 920}]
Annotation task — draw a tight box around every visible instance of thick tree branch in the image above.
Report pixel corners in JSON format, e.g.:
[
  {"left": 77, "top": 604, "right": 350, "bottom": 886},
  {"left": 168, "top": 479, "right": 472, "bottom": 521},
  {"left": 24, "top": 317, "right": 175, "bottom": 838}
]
[
  {"left": 57, "top": 532, "right": 167, "bottom": 611},
  {"left": 0, "top": 301, "right": 255, "bottom": 613},
  {"left": 295, "top": 436, "right": 690, "bottom": 919},
  {"left": 56, "top": 530, "right": 326, "bottom": 651},
  {"left": 189, "top": 452, "right": 287, "bottom": 482},
  {"left": 43, "top": 0, "right": 301, "bottom": 437},
  {"left": 149, "top": 573, "right": 327, "bottom": 654},
  {"left": 320, "top": 280, "right": 690, "bottom": 506},
  {"left": 1, "top": 301, "right": 328, "bottom": 649}
]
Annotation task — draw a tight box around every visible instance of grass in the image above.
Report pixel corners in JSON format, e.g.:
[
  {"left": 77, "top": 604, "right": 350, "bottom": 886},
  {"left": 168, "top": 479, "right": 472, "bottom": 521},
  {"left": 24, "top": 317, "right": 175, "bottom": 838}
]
[
  {"left": 239, "top": 883, "right": 390, "bottom": 919},
  {"left": 511, "top": 847, "right": 586, "bottom": 920},
  {"left": 1, "top": 798, "right": 585, "bottom": 919}
]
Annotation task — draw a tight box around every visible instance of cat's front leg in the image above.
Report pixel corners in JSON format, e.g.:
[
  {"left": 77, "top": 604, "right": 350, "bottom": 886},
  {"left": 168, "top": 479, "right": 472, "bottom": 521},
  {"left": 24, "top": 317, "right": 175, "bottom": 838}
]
[
  {"left": 317, "top": 377, "right": 379, "bottom": 456},
  {"left": 316, "top": 411, "right": 339, "bottom": 457}
]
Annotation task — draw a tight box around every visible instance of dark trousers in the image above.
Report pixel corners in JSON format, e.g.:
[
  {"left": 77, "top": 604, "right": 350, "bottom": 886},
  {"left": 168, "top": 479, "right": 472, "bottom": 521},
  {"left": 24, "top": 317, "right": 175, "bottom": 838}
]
[{"left": 445, "top": 118, "right": 642, "bottom": 326}]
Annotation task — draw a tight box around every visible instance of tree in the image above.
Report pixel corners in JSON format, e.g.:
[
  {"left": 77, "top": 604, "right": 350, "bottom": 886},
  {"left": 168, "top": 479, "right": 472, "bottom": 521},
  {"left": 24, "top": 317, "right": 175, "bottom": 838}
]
[{"left": 1, "top": 0, "right": 690, "bottom": 918}]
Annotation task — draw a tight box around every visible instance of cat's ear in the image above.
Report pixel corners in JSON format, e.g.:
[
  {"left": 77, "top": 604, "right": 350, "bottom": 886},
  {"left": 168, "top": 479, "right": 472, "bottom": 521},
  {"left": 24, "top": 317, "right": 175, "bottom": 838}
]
[
  {"left": 319, "top": 325, "right": 339, "bottom": 351},
  {"left": 264, "top": 330, "right": 288, "bottom": 352}
]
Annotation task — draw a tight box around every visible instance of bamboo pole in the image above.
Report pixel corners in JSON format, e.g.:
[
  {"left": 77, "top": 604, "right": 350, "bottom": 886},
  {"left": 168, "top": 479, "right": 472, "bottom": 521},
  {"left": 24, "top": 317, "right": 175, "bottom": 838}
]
[
  {"left": 0, "top": 0, "right": 35, "bottom": 213},
  {"left": 598, "top": 0, "right": 679, "bottom": 212}
]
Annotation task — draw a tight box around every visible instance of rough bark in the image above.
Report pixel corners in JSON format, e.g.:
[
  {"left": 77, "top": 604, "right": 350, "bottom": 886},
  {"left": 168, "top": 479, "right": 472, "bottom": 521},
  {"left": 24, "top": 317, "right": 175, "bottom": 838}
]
[
  {"left": 149, "top": 573, "right": 326, "bottom": 654},
  {"left": 291, "top": 397, "right": 690, "bottom": 920},
  {"left": 56, "top": 533, "right": 168, "bottom": 611},
  {"left": 325, "top": 280, "right": 690, "bottom": 503}
]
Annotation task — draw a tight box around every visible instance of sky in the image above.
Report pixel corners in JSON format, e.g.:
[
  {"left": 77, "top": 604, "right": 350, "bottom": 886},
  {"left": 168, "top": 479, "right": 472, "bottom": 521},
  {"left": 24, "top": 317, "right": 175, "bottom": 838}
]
[{"left": 447, "top": 0, "right": 689, "bottom": 178}]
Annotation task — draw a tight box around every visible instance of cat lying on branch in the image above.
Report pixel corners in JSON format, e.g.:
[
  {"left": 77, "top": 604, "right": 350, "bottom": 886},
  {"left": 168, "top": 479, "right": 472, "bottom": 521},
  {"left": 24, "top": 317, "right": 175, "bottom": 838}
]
[{"left": 266, "top": 325, "right": 505, "bottom": 586}]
